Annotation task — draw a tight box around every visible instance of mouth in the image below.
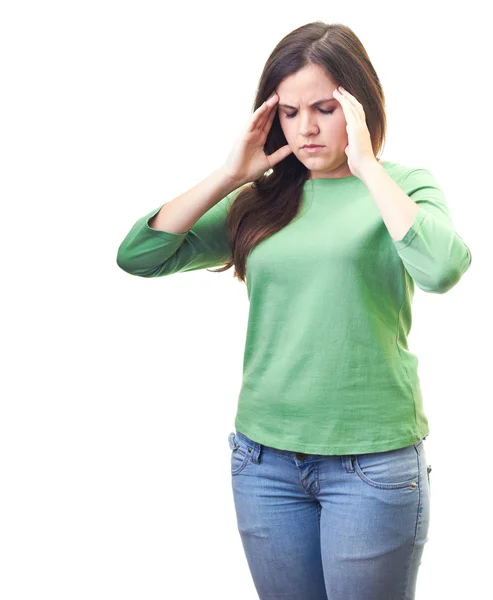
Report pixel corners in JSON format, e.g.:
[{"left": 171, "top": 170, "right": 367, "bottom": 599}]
[{"left": 302, "top": 145, "right": 325, "bottom": 153}]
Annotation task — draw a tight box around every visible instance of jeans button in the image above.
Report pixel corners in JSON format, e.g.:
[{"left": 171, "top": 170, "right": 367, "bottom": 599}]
[{"left": 296, "top": 453, "right": 307, "bottom": 460}]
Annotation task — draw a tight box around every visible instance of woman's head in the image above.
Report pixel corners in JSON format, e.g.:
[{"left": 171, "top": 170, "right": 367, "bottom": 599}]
[
  {"left": 275, "top": 64, "right": 357, "bottom": 180},
  {"left": 210, "top": 22, "right": 387, "bottom": 282},
  {"left": 262, "top": 21, "right": 386, "bottom": 180}
]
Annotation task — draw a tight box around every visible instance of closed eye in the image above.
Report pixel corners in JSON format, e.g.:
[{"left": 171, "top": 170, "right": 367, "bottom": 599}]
[{"left": 284, "top": 108, "right": 335, "bottom": 119}]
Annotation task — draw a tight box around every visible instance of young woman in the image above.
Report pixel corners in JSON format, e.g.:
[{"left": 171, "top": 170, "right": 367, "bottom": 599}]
[{"left": 117, "top": 21, "right": 471, "bottom": 600}]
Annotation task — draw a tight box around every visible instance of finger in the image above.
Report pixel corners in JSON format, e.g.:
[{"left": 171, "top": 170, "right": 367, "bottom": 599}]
[
  {"left": 339, "top": 87, "right": 363, "bottom": 109},
  {"left": 261, "top": 99, "right": 279, "bottom": 136},
  {"left": 336, "top": 88, "right": 364, "bottom": 120},
  {"left": 246, "top": 95, "right": 278, "bottom": 133},
  {"left": 334, "top": 89, "right": 358, "bottom": 123},
  {"left": 245, "top": 101, "right": 270, "bottom": 133},
  {"left": 256, "top": 96, "right": 279, "bottom": 132}
]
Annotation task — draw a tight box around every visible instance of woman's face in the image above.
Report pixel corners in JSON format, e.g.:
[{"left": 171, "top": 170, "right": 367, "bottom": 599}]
[{"left": 275, "top": 64, "right": 352, "bottom": 180}]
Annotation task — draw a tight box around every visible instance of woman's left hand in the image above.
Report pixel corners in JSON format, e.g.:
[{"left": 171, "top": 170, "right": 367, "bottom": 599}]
[{"left": 333, "top": 86, "right": 378, "bottom": 180}]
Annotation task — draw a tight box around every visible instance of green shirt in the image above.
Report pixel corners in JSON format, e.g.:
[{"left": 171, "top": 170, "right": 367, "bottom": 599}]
[{"left": 117, "top": 161, "right": 472, "bottom": 454}]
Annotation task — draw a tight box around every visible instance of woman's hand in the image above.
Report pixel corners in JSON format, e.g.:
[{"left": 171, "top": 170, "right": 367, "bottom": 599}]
[
  {"left": 333, "top": 86, "right": 378, "bottom": 179},
  {"left": 222, "top": 93, "right": 293, "bottom": 186}
]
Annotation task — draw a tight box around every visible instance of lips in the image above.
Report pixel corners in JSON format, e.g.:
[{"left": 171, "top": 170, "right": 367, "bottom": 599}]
[{"left": 302, "top": 145, "right": 323, "bottom": 148}]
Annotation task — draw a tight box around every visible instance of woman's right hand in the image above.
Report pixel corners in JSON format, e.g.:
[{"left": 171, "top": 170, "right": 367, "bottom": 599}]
[{"left": 222, "top": 93, "right": 293, "bottom": 186}]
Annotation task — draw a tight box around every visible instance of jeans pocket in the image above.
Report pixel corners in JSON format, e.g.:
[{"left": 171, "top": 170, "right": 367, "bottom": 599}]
[
  {"left": 352, "top": 444, "right": 420, "bottom": 490},
  {"left": 228, "top": 432, "right": 251, "bottom": 476}
]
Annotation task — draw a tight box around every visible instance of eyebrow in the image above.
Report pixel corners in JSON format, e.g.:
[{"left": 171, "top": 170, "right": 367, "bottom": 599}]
[{"left": 278, "top": 98, "right": 337, "bottom": 109}]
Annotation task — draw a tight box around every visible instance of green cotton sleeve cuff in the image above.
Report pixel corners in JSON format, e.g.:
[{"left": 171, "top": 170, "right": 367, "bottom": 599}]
[
  {"left": 392, "top": 172, "right": 472, "bottom": 294},
  {"left": 116, "top": 190, "right": 236, "bottom": 277}
]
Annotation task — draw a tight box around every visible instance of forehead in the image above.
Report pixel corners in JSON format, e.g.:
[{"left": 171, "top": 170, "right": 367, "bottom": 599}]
[{"left": 275, "top": 64, "right": 336, "bottom": 99}]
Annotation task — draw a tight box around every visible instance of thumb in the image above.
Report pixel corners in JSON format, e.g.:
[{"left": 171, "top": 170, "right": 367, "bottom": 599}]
[{"left": 267, "top": 144, "right": 293, "bottom": 168}]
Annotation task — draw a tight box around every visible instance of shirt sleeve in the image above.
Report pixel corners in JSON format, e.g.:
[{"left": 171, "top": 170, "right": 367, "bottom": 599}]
[
  {"left": 116, "top": 184, "right": 247, "bottom": 277},
  {"left": 392, "top": 168, "right": 472, "bottom": 294}
]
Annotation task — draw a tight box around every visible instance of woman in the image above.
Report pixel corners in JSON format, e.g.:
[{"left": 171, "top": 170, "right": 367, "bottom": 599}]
[{"left": 117, "top": 21, "right": 471, "bottom": 600}]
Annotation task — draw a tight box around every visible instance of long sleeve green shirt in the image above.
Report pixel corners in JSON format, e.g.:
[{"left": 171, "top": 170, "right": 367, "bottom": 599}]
[{"left": 117, "top": 161, "right": 472, "bottom": 454}]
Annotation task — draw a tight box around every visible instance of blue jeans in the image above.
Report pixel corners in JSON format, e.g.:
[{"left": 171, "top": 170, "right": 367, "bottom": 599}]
[{"left": 229, "top": 429, "right": 431, "bottom": 600}]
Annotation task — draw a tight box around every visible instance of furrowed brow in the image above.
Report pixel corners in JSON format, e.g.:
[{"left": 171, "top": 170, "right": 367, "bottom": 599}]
[{"left": 278, "top": 98, "right": 337, "bottom": 109}]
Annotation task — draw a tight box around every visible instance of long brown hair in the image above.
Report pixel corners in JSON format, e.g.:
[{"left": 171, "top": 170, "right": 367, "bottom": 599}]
[{"left": 209, "top": 21, "right": 387, "bottom": 283}]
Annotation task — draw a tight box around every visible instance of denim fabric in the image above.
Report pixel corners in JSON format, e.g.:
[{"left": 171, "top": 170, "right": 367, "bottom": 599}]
[{"left": 229, "top": 429, "right": 431, "bottom": 600}]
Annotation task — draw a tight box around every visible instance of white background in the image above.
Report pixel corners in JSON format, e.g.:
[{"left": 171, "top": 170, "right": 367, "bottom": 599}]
[{"left": 1, "top": 1, "right": 490, "bottom": 598}]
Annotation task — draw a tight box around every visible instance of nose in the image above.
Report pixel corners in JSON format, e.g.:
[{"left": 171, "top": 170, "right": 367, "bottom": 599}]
[{"left": 298, "top": 113, "right": 319, "bottom": 138}]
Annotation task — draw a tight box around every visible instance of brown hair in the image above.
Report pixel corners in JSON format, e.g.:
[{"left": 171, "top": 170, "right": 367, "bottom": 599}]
[{"left": 209, "top": 21, "right": 387, "bottom": 283}]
